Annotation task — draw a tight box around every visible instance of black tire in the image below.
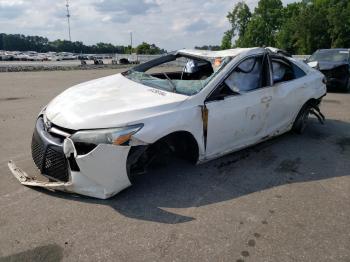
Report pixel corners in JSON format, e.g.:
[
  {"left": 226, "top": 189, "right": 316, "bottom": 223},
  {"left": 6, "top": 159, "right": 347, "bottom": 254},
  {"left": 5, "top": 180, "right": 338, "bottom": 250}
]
[{"left": 292, "top": 103, "right": 312, "bottom": 134}]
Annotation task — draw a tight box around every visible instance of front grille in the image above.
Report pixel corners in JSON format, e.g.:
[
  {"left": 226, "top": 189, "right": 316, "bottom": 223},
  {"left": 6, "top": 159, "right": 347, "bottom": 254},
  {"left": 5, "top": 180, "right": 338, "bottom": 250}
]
[
  {"left": 31, "top": 126, "right": 69, "bottom": 182},
  {"left": 44, "top": 147, "right": 69, "bottom": 182},
  {"left": 31, "top": 134, "right": 45, "bottom": 169}
]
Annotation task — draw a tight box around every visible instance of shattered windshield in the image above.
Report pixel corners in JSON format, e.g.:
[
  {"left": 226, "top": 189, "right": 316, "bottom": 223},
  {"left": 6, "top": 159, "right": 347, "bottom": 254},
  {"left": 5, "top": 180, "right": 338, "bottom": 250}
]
[
  {"left": 308, "top": 50, "right": 349, "bottom": 63},
  {"left": 123, "top": 54, "right": 231, "bottom": 96}
]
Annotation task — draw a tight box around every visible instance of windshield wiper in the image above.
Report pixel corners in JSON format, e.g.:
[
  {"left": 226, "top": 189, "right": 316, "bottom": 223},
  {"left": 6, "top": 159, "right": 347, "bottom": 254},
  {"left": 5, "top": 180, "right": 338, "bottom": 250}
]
[{"left": 162, "top": 72, "right": 177, "bottom": 93}]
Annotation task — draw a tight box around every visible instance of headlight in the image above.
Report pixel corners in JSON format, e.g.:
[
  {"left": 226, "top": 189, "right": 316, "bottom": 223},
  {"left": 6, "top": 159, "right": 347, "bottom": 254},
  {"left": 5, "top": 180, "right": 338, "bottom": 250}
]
[{"left": 70, "top": 124, "right": 143, "bottom": 145}]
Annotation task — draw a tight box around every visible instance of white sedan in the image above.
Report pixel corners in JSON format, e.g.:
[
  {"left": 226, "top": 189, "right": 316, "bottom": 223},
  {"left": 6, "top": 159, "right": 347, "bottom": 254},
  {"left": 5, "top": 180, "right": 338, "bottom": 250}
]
[{"left": 8, "top": 47, "right": 326, "bottom": 199}]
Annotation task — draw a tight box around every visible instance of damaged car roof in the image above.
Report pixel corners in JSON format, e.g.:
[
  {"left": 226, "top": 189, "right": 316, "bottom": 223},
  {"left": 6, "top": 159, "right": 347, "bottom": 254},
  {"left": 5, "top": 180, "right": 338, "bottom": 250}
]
[{"left": 177, "top": 48, "right": 264, "bottom": 58}]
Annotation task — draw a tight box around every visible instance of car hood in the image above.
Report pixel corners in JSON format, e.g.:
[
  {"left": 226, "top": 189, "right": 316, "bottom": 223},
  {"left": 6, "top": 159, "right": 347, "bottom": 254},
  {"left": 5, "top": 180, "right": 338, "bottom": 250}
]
[
  {"left": 308, "top": 60, "right": 348, "bottom": 71},
  {"left": 46, "top": 73, "right": 188, "bottom": 130}
]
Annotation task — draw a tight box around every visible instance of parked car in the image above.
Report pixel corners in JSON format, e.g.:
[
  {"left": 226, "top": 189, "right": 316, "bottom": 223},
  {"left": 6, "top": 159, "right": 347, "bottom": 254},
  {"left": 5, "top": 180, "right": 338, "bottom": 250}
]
[
  {"left": 13, "top": 52, "right": 30, "bottom": 61},
  {"left": 77, "top": 54, "right": 89, "bottom": 60},
  {"left": 306, "top": 48, "right": 350, "bottom": 92},
  {"left": 0, "top": 51, "right": 14, "bottom": 61},
  {"left": 59, "top": 52, "right": 77, "bottom": 60},
  {"left": 8, "top": 47, "right": 326, "bottom": 199}
]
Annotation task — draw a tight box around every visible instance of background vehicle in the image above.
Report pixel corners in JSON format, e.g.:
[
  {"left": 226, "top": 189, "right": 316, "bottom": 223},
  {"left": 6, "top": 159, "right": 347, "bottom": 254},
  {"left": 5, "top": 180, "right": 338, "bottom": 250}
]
[{"left": 306, "top": 49, "right": 350, "bottom": 92}]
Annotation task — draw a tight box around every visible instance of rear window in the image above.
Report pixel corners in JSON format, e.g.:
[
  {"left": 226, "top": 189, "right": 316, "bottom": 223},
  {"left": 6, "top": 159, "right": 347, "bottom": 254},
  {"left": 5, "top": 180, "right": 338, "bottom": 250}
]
[{"left": 271, "top": 57, "right": 306, "bottom": 84}]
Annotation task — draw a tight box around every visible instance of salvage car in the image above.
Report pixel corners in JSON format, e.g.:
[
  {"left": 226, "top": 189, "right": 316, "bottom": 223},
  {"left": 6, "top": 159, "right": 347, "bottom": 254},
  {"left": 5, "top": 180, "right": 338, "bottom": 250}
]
[
  {"left": 307, "top": 48, "right": 350, "bottom": 92},
  {"left": 8, "top": 47, "right": 326, "bottom": 199}
]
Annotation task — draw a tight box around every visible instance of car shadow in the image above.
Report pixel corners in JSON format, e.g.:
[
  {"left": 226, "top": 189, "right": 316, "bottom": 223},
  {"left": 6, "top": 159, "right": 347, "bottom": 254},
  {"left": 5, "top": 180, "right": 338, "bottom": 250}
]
[
  {"left": 34, "top": 118, "right": 350, "bottom": 224},
  {"left": 0, "top": 244, "right": 63, "bottom": 262}
]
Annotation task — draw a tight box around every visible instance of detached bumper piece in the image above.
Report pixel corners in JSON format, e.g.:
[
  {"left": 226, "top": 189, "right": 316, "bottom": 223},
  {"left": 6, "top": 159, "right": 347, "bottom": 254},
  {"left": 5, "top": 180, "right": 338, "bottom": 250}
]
[
  {"left": 8, "top": 117, "right": 133, "bottom": 199},
  {"left": 8, "top": 160, "right": 71, "bottom": 190},
  {"left": 310, "top": 103, "right": 325, "bottom": 125},
  {"left": 31, "top": 117, "right": 69, "bottom": 182}
]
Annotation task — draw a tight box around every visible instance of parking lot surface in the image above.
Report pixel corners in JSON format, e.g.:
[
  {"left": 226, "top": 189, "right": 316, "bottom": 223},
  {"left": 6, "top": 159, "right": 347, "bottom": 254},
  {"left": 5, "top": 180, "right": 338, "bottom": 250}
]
[{"left": 0, "top": 69, "right": 349, "bottom": 262}]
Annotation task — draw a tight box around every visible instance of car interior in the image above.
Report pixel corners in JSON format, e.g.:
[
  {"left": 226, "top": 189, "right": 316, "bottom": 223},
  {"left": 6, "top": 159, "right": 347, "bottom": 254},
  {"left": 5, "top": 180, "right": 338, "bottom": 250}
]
[
  {"left": 208, "top": 55, "right": 271, "bottom": 100},
  {"left": 271, "top": 55, "right": 306, "bottom": 83},
  {"left": 149, "top": 58, "right": 214, "bottom": 81},
  {"left": 124, "top": 54, "right": 230, "bottom": 95}
]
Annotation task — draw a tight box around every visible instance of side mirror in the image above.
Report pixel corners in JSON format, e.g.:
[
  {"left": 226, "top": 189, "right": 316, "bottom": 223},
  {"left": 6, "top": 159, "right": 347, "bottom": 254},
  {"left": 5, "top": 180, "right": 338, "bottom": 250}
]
[
  {"left": 206, "top": 82, "right": 240, "bottom": 103},
  {"left": 207, "top": 93, "right": 226, "bottom": 102}
]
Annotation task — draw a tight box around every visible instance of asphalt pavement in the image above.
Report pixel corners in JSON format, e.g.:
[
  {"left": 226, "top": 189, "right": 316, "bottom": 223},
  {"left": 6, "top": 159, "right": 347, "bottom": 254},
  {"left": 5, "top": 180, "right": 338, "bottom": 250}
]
[{"left": 0, "top": 69, "right": 349, "bottom": 262}]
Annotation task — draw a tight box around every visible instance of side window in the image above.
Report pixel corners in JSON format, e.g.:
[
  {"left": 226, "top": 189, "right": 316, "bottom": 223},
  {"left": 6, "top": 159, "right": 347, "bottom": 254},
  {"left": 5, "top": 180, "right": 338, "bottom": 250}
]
[
  {"left": 272, "top": 58, "right": 306, "bottom": 84},
  {"left": 225, "top": 57, "right": 263, "bottom": 93}
]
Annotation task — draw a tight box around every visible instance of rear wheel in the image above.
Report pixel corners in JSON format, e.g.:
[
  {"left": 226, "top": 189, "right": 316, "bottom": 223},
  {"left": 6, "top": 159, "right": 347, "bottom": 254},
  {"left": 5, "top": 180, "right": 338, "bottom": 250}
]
[{"left": 292, "top": 103, "right": 312, "bottom": 134}]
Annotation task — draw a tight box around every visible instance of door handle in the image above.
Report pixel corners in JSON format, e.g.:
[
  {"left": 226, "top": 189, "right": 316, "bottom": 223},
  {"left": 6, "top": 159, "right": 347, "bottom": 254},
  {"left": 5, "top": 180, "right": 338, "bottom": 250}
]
[{"left": 261, "top": 96, "right": 272, "bottom": 103}]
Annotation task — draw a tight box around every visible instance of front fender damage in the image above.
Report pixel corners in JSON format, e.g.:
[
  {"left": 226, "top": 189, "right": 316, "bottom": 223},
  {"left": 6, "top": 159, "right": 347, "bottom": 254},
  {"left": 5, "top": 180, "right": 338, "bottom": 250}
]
[{"left": 8, "top": 143, "right": 133, "bottom": 199}]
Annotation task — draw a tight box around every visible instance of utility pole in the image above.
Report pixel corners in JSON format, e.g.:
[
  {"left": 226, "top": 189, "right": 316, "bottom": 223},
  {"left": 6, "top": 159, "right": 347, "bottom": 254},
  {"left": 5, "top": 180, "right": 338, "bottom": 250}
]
[
  {"left": 130, "top": 32, "right": 133, "bottom": 54},
  {"left": 66, "top": 0, "right": 71, "bottom": 41}
]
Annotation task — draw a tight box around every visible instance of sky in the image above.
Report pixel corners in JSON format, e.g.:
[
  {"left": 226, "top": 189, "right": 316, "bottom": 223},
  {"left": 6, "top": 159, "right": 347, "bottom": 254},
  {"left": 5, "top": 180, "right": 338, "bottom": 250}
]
[{"left": 0, "top": 0, "right": 298, "bottom": 51}]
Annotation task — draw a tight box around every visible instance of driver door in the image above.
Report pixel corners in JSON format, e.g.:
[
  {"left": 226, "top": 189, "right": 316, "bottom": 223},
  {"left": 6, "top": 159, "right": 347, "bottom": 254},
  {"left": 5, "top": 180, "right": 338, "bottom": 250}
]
[{"left": 204, "top": 55, "right": 272, "bottom": 159}]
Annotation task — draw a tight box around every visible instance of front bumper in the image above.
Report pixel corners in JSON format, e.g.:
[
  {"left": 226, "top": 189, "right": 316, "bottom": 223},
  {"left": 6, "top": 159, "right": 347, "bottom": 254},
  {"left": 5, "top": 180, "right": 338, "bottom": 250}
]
[
  {"left": 321, "top": 70, "right": 348, "bottom": 89},
  {"left": 8, "top": 118, "right": 132, "bottom": 199}
]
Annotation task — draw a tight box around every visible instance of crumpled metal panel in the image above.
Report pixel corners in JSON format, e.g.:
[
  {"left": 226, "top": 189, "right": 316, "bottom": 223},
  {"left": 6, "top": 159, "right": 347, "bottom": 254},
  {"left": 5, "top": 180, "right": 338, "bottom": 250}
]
[{"left": 8, "top": 144, "right": 132, "bottom": 199}]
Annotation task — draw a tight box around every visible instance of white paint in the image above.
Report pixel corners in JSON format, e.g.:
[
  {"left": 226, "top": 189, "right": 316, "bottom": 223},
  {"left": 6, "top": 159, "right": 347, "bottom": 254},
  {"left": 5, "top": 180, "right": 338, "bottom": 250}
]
[
  {"left": 63, "top": 138, "right": 77, "bottom": 158},
  {"left": 308, "top": 61, "right": 318, "bottom": 68},
  {"left": 46, "top": 74, "right": 189, "bottom": 130},
  {"left": 73, "top": 144, "right": 131, "bottom": 199},
  {"left": 205, "top": 88, "right": 274, "bottom": 159},
  {"left": 178, "top": 48, "right": 257, "bottom": 58},
  {"left": 9, "top": 48, "right": 327, "bottom": 199},
  {"left": 8, "top": 144, "right": 131, "bottom": 199}
]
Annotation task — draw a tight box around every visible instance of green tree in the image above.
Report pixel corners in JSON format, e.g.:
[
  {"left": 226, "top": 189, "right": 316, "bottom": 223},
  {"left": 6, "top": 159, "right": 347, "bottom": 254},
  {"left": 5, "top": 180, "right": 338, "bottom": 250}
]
[
  {"left": 241, "top": 0, "right": 283, "bottom": 47},
  {"left": 227, "top": 1, "right": 252, "bottom": 44},
  {"left": 195, "top": 45, "right": 221, "bottom": 51},
  {"left": 293, "top": 1, "right": 331, "bottom": 54},
  {"left": 221, "top": 30, "right": 233, "bottom": 49},
  {"left": 223, "top": 0, "right": 350, "bottom": 54},
  {"left": 327, "top": 0, "right": 350, "bottom": 47},
  {"left": 239, "top": 16, "right": 271, "bottom": 46},
  {"left": 254, "top": 0, "right": 283, "bottom": 30},
  {"left": 275, "top": 2, "right": 304, "bottom": 53},
  {"left": 0, "top": 33, "right": 3, "bottom": 50},
  {"left": 136, "top": 42, "right": 165, "bottom": 55},
  {"left": 0, "top": 33, "right": 167, "bottom": 54}
]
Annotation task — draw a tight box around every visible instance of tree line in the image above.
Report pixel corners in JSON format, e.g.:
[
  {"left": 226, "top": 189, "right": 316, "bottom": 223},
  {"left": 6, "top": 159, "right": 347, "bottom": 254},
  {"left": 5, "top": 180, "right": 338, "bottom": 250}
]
[
  {"left": 194, "top": 45, "right": 221, "bottom": 51},
  {"left": 0, "top": 33, "right": 166, "bottom": 54},
  {"left": 221, "top": 0, "right": 350, "bottom": 54}
]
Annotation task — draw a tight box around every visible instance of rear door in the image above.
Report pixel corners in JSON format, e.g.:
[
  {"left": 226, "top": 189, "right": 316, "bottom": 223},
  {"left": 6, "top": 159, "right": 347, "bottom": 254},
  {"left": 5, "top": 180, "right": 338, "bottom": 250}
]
[
  {"left": 204, "top": 54, "right": 272, "bottom": 159},
  {"left": 265, "top": 55, "right": 308, "bottom": 136}
]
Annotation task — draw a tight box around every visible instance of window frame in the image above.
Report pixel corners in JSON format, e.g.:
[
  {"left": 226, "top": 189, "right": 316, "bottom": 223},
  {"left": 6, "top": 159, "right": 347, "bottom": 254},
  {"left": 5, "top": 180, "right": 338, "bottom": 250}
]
[
  {"left": 206, "top": 53, "right": 272, "bottom": 102},
  {"left": 269, "top": 55, "right": 306, "bottom": 85},
  {"left": 124, "top": 53, "right": 233, "bottom": 96}
]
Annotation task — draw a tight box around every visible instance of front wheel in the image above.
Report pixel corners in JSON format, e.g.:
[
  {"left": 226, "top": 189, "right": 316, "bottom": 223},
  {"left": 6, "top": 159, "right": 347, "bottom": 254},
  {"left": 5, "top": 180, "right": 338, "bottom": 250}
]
[{"left": 292, "top": 104, "right": 312, "bottom": 134}]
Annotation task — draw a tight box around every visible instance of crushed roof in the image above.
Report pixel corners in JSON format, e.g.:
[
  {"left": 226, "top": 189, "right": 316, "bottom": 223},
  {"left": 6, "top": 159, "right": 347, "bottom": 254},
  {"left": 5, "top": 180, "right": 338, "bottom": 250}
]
[{"left": 178, "top": 48, "right": 262, "bottom": 58}]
